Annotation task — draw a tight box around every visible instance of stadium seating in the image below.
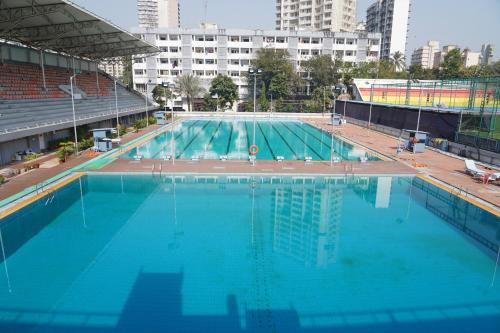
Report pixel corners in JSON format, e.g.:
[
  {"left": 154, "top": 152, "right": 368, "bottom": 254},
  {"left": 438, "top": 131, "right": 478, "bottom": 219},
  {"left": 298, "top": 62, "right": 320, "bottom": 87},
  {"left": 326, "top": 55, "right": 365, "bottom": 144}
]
[
  {"left": 0, "top": 62, "right": 113, "bottom": 100},
  {"left": 0, "top": 84, "right": 151, "bottom": 134}
]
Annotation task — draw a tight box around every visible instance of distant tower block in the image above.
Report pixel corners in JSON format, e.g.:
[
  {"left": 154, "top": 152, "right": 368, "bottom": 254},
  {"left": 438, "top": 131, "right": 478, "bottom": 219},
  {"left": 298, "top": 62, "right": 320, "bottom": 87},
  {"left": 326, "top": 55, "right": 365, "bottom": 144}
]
[{"left": 138, "top": 0, "right": 180, "bottom": 28}]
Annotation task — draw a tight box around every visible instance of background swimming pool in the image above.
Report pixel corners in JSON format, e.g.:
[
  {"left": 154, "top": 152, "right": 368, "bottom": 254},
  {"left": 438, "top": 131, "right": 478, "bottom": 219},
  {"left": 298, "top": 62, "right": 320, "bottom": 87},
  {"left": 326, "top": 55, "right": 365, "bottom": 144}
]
[
  {"left": 0, "top": 174, "right": 499, "bottom": 332},
  {"left": 122, "top": 119, "right": 377, "bottom": 161}
]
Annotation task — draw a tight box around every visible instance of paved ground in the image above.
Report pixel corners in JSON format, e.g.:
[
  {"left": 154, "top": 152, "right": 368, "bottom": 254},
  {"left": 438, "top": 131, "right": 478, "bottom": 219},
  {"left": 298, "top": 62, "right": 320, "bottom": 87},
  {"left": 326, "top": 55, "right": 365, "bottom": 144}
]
[
  {"left": 99, "top": 158, "right": 415, "bottom": 176},
  {"left": 0, "top": 126, "right": 160, "bottom": 201},
  {"left": 307, "top": 118, "right": 500, "bottom": 207}
]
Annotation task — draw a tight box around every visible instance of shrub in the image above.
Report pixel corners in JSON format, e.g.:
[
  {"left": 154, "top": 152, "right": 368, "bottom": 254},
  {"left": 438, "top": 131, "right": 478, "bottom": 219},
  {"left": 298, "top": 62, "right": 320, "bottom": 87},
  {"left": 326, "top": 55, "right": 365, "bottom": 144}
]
[
  {"left": 118, "top": 124, "right": 128, "bottom": 136},
  {"left": 0, "top": 175, "right": 5, "bottom": 185},
  {"left": 148, "top": 116, "right": 157, "bottom": 125},
  {"left": 25, "top": 152, "right": 43, "bottom": 161},
  {"left": 133, "top": 118, "right": 148, "bottom": 131},
  {"left": 78, "top": 138, "right": 94, "bottom": 150}
]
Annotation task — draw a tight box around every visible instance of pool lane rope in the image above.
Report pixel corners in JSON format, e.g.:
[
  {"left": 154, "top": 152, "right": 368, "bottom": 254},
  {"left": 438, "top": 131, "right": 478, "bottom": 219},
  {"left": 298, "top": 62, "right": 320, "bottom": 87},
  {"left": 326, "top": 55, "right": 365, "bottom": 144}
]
[
  {"left": 491, "top": 246, "right": 500, "bottom": 288},
  {"left": 0, "top": 229, "right": 12, "bottom": 293}
]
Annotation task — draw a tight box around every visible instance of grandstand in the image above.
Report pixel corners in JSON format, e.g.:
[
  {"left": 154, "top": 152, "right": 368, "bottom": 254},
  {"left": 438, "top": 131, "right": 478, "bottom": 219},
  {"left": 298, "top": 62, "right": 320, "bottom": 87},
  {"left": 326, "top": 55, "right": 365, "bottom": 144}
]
[{"left": 0, "top": 0, "right": 159, "bottom": 166}]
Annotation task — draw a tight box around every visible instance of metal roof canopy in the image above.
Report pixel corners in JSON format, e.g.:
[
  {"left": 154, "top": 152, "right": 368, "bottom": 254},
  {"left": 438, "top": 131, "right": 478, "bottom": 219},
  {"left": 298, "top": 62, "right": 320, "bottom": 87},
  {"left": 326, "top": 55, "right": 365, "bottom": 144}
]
[{"left": 0, "top": 0, "right": 158, "bottom": 60}]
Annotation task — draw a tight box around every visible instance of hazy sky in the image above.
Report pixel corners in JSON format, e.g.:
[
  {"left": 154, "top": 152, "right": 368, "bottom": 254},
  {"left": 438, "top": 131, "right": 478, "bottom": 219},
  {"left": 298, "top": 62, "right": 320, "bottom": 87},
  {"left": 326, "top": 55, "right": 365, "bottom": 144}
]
[{"left": 73, "top": 0, "right": 499, "bottom": 59}]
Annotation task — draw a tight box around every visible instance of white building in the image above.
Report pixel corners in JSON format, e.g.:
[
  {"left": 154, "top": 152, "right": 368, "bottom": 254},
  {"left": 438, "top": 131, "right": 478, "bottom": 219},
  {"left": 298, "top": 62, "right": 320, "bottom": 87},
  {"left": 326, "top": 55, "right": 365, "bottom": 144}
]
[
  {"left": 411, "top": 41, "right": 439, "bottom": 69},
  {"left": 138, "top": 0, "right": 180, "bottom": 29},
  {"left": 366, "top": 0, "right": 411, "bottom": 59},
  {"left": 99, "top": 58, "right": 126, "bottom": 80},
  {"left": 463, "top": 49, "right": 481, "bottom": 68},
  {"left": 481, "top": 44, "right": 495, "bottom": 65},
  {"left": 131, "top": 26, "right": 381, "bottom": 109},
  {"left": 276, "top": 0, "right": 357, "bottom": 32},
  {"left": 433, "top": 45, "right": 457, "bottom": 69}
]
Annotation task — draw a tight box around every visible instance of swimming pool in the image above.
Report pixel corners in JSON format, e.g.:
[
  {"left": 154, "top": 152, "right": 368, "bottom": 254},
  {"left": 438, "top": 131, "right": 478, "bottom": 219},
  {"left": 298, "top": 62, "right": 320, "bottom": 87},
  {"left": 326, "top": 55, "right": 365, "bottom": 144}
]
[
  {"left": 0, "top": 174, "right": 499, "bottom": 332},
  {"left": 122, "top": 119, "right": 378, "bottom": 161}
]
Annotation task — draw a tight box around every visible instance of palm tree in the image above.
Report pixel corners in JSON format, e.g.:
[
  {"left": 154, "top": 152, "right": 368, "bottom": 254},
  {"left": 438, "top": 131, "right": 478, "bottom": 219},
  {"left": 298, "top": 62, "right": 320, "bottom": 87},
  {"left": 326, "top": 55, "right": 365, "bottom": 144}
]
[
  {"left": 391, "top": 51, "right": 406, "bottom": 72},
  {"left": 175, "top": 73, "right": 204, "bottom": 112}
]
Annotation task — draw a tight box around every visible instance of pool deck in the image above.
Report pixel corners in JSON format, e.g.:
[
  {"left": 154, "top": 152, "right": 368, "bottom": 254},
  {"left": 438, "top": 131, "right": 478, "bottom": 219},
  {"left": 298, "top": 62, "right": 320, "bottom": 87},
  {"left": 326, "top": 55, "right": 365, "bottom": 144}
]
[
  {"left": 307, "top": 118, "right": 500, "bottom": 208},
  {"left": 97, "top": 158, "right": 415, "bottom": 176},
  {"left": 0, "top": 126, "right": 161, "bottom": 201}
]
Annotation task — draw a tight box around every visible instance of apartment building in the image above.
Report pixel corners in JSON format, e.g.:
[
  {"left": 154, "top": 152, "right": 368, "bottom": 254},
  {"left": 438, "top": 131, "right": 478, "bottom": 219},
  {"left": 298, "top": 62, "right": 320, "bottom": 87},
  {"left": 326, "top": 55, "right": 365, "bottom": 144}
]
[
  {"left": 366, "top": 0, "right": 410, "bottom": 59},
  {"left": 131, "top": 26, "right": 381, "bottom": 108},
  {"left": 481, "top": 44, "right": 495, "bottom": 65},
  {"left": 276, "top": 0, "right": 357, "bottom": 32},
  {"left": 410, "top": 41, "right": 439, "bottom": 69},
  {"left": 138, "top": 0, "right": 180, "bottom": 29},
  {"left": 99, "top": 59, "right": 125, "bottom": 80}
]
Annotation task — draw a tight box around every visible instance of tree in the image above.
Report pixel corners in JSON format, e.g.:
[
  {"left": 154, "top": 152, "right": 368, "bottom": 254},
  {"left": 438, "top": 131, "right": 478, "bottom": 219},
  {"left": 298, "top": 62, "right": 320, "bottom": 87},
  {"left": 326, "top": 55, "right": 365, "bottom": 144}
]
[
  {"left": 248, "top": 49, "right": 298, "bottom": 101},
  {"left": 202, "top": 93, "right": 218, "bottom": 112},
  {"left": 440, "top": 48, "right": 464, "bottom": 79},
  {"left": 302, "top": 55, "right": 342, "bottom": 89},
  {"left": 390, "top": 51, "right": 406, "bottom": 72},
  {"left": 409, "top": 64, "right": 437, "bottom": 80},
  {"left": 151, "top": 85, "right": 173, "bottom": 109},
  {"left": 208, "top": 75, "right": 239, "bottom": 110},
  {"left": 258, "top": 82, "right": 270, "bottom": 112},
  {"left": 175, "top": 73, "right": 204, "bottom": 112},
  {"left": 269, "top": 72, "right": 291, "bottom": 100},
  {"left": 303, "top": 87, "right": 333, "bottom": 113},
  {"left": 121, "top": 56, "right": 133, "bottom": 88}
]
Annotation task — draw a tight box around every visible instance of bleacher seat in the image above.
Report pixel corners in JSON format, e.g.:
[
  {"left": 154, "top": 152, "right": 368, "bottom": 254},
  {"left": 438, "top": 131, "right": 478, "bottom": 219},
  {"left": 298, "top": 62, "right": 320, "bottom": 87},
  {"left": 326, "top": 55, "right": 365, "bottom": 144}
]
[{"left": 0, "top": 62, "right": 113, "bottom": 100}]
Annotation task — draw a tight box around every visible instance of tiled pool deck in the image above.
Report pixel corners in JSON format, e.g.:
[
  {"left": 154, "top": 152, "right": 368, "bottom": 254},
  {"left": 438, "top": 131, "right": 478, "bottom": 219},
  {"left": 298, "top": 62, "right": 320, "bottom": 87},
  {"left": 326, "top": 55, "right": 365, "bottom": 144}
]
[{"left": 1, "top": 117, "right": 499, "bottom": 212}]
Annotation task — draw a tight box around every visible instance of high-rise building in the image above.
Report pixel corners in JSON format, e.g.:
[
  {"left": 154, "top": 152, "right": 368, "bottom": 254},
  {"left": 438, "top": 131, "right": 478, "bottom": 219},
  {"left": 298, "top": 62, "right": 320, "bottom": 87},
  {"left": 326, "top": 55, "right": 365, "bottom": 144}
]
[
  {"left": 366, "top": 0, "right": 411, "bottom": 59},
  {"left": 276, "top": 0, "right": 357, "bottom": 32},
  {"left": 481, "top": 44, "right": 495, "bottom": 65},
  {"left": 138, "top": 0, "right": 180, "bottom": 29},
  {"left": 411, "top": 41, "right": 440, "bottom": 69}
]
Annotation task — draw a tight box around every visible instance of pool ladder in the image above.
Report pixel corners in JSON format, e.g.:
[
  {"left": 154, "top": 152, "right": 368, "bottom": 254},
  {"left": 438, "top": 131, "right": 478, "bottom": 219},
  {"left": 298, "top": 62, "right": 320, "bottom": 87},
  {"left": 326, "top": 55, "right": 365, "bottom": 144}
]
[
  {"left": 44, "top": 189, "right": 56, "bottom": 206},
  {"left": 151, "top": 162, "right": 163, "bottom": 177}
]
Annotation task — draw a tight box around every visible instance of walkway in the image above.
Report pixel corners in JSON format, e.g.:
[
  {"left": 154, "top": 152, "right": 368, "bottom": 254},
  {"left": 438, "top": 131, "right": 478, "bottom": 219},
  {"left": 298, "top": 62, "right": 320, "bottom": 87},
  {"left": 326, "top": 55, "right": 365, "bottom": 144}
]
[{"left": 307, "top": 118, "right": 500, "bottom": 208}]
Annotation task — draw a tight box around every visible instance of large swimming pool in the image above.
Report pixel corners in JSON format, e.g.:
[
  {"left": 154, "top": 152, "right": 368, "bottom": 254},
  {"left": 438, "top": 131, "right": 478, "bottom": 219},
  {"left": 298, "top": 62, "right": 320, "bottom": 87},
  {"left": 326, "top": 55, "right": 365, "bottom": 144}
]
[
  {"left": 0, "top": 174, "right": 499, "bottom": 332},
  {"left": 122, "top": 119, "right": 378, "bottom": 161}
]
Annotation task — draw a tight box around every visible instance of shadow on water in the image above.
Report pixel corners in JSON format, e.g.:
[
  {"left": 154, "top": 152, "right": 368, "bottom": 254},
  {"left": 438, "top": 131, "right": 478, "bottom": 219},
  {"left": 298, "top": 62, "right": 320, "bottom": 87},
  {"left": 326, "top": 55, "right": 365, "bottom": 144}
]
[{"left": 0, "top": 271, "right": 499, "bottom": 333}]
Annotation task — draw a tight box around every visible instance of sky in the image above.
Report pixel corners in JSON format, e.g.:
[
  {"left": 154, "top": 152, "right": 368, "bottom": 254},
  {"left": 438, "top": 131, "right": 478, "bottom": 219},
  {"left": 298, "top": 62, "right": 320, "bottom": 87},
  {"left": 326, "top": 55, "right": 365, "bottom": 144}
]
[{"left": 73, "top": 0, "right": 500, "bottom": 60}]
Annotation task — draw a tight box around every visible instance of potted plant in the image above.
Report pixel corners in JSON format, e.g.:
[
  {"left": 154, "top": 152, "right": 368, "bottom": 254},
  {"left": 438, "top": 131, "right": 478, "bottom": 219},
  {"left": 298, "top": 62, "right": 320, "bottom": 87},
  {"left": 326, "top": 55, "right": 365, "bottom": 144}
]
[{"left": 58, "top": 141, "right": 75, "bottom": 163}]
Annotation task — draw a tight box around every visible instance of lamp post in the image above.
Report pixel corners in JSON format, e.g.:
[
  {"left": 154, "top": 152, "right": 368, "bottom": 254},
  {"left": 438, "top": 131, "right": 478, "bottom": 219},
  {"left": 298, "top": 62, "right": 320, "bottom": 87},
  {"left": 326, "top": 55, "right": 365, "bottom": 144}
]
[
  {"left": 70, "top": 75, "right": 79, "bottom": 155},
  {"left": 248, "top": 68, "right": 262, "bottom": 148},
  {"left": 162, "top": 82, "right": 176, "bottom": 164},
  {"left": 114, "top": 80, "right": 120, "bottom": 140},
  {"left": 145, "top": 80, "right": 154, "bottom": 127}
]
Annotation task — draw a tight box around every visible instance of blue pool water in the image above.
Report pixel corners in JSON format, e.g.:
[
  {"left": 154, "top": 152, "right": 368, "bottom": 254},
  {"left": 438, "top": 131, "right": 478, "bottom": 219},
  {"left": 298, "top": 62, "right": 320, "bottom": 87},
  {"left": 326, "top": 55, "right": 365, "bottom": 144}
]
[
  {"left": 0, "top": 174, "right": 499, "bottom": 332},
  {"left": 122, "top": 119, "right": 378, "bottom": 161}
]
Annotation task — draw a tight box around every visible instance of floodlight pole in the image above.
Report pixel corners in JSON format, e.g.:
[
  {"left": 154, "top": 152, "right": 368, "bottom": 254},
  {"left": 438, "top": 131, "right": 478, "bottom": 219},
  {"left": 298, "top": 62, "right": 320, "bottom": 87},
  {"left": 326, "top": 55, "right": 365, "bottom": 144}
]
[
  {"left": 145, "top": 83, "right": 149, "bottom": 127},
  {"left": 323, "top": 86, "right": 326, "bottom": 116},
  {"left": 416, "top": 84, "right": 423, "bottom": 133},
  {"left": 252, "top": 71, "right": 257, "bottom": 146},
  {"left": 368, "top": 83, "right": 374, "bottom": 129},
  {"left": 115, "top": 80, "right": 120, "bottom": 140},
  {"left": 70, "top": 76, "right": 79, "bottom": 156}
]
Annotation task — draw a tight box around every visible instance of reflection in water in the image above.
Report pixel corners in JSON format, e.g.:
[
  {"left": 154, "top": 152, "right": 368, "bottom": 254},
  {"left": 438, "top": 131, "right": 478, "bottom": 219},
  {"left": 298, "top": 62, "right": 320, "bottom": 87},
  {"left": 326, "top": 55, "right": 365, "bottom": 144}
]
[{"left": 271, "top": 184, "right": 342, "bottom": 268}]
